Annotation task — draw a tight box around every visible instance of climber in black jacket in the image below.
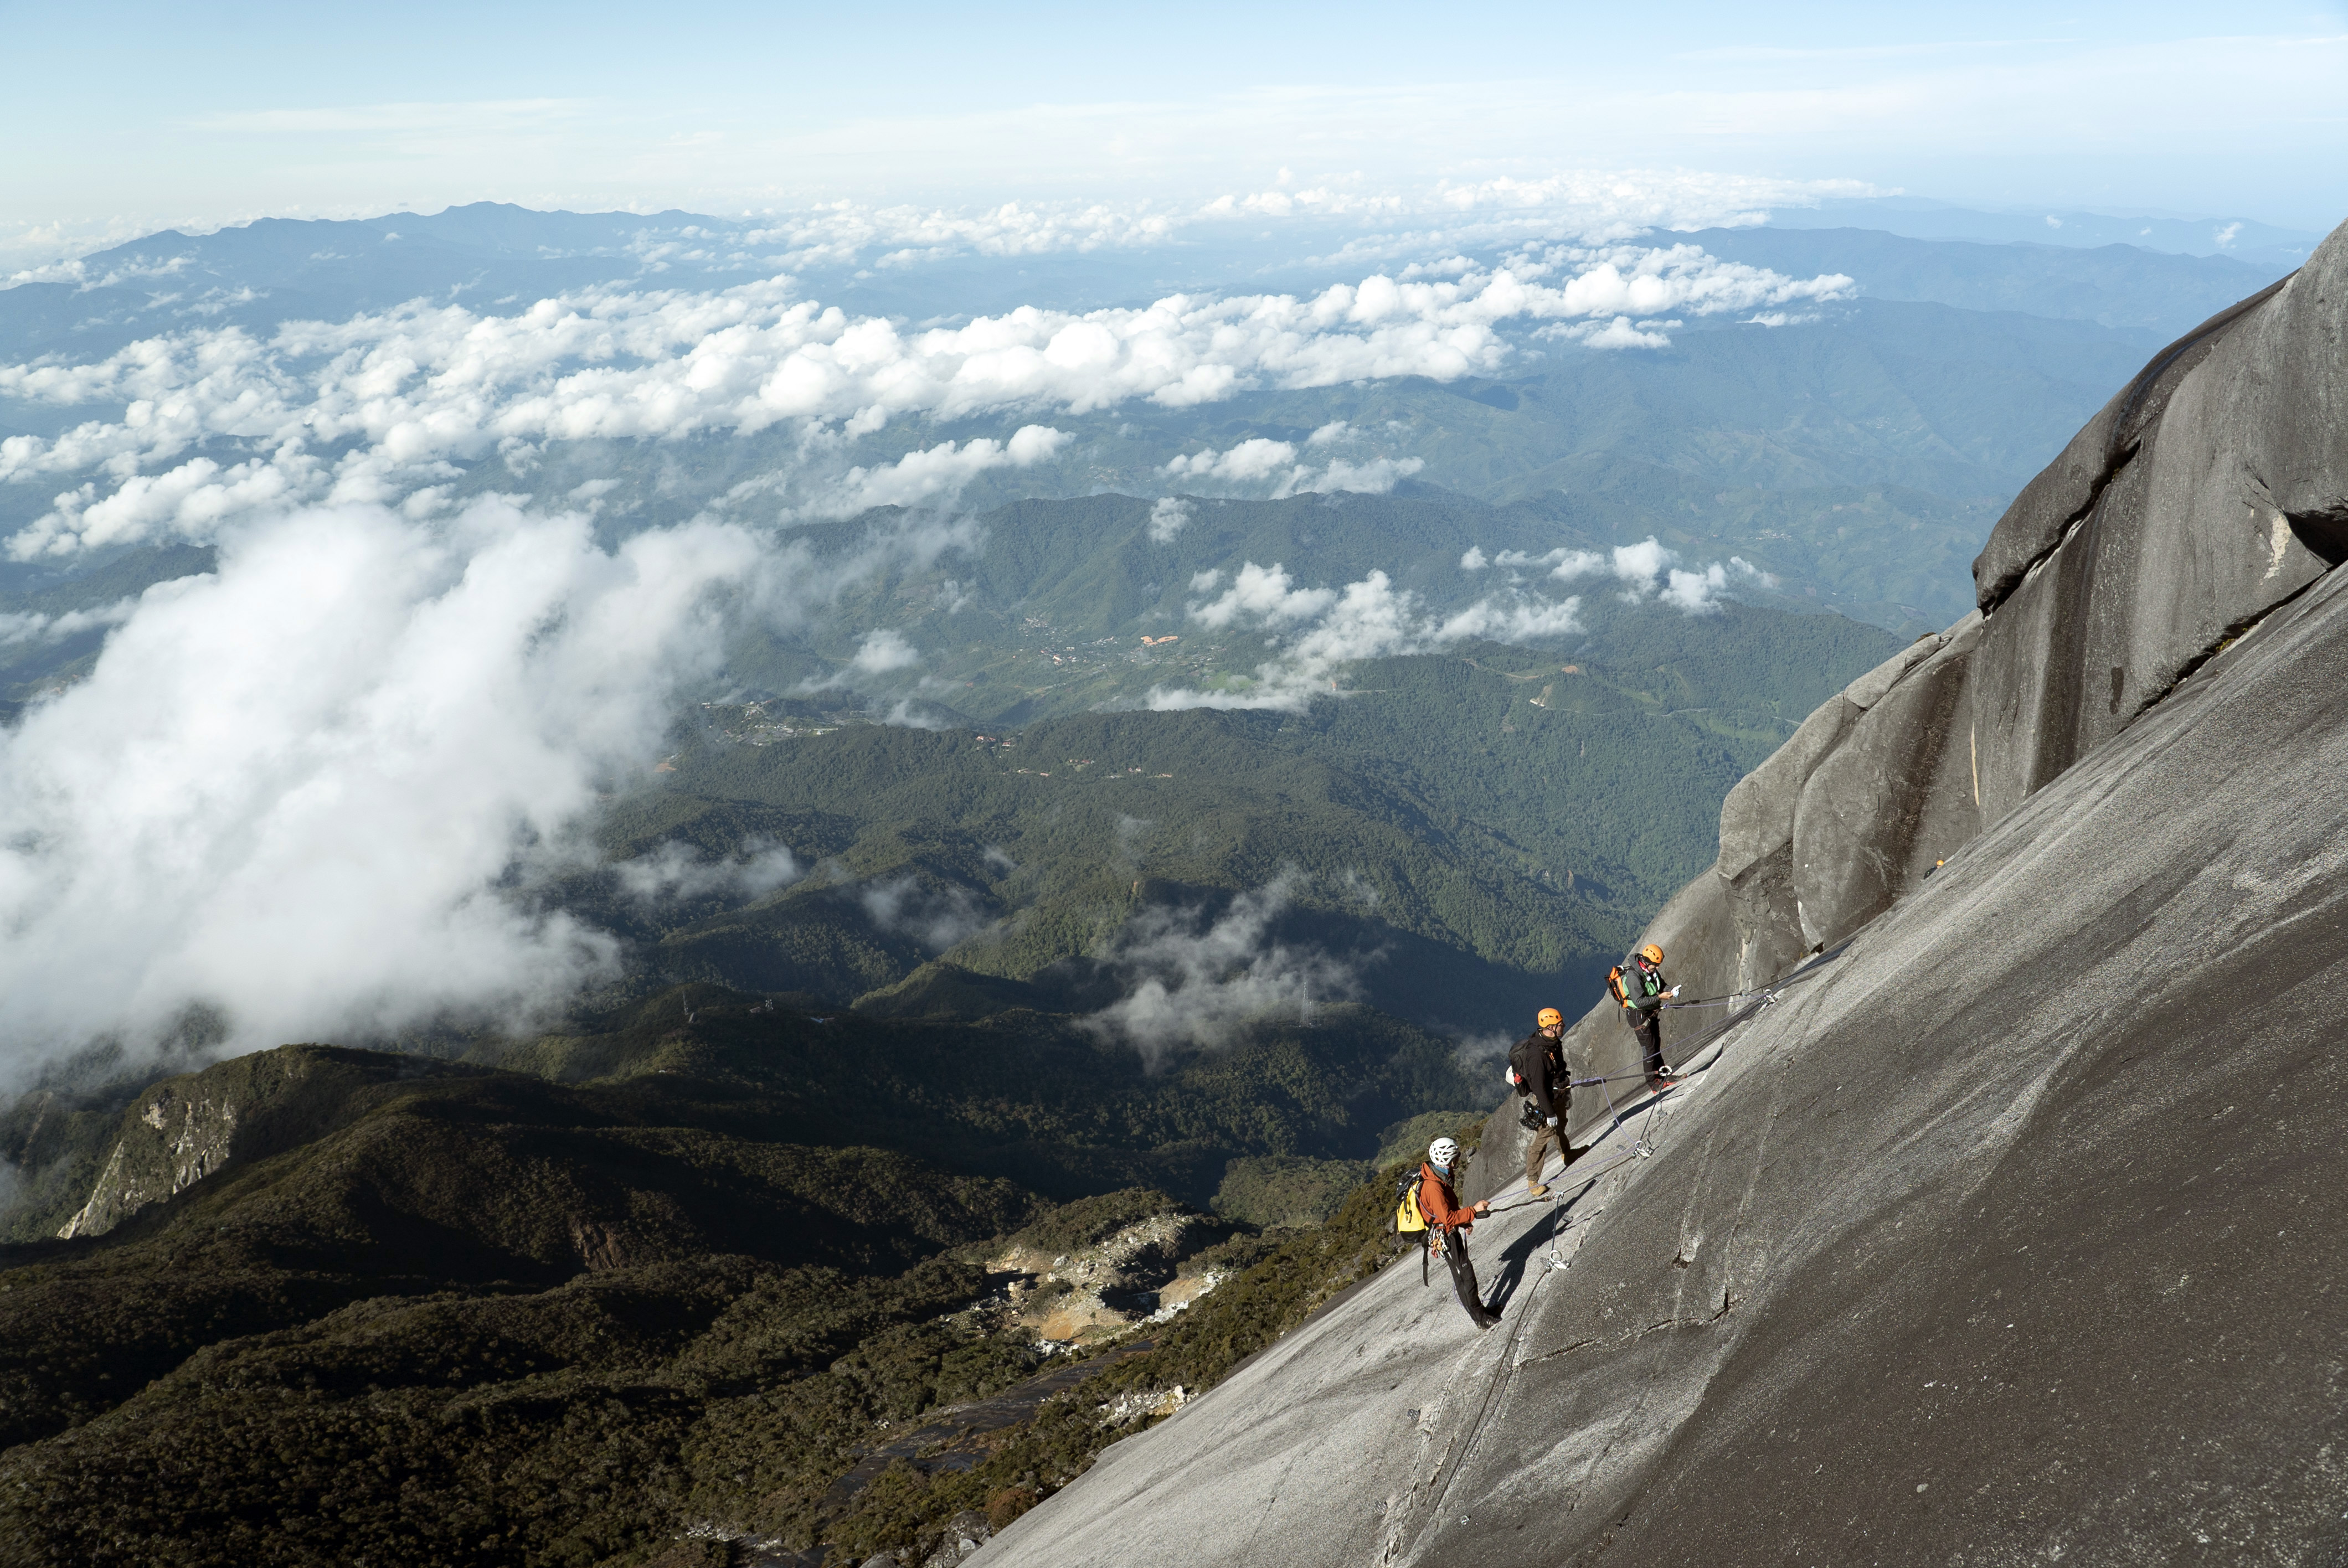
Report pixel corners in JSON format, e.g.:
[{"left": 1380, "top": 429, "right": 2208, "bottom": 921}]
[{"left": 1509, "top": 1008, "right": 1577, "bottom": 1198}]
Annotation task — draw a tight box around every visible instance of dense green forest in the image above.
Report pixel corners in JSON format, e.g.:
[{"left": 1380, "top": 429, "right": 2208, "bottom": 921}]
[
  {"left": 581, "top": 601, "right": 1897, "bottom": 1033},
  {"left": 0, "top": 1005, "right": 1488, "bottom": 1565}
]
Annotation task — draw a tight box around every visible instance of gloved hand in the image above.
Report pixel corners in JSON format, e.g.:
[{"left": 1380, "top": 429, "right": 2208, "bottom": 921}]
[{"left": 1669, "top": 985, "right": 1682, "bottom": 997}]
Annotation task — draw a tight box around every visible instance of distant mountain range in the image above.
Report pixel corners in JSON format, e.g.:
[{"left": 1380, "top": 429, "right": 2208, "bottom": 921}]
[{"left": 0, "top": 203, "right": 2295, "bottom": 639}]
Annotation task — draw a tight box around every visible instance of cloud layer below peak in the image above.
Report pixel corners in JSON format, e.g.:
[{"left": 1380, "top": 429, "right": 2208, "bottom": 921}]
[{"left": 0, "top": 243, "right": 1848, "bottom": 557}]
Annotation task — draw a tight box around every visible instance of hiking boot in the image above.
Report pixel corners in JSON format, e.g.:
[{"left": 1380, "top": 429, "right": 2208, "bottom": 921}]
[{"left": 1526, "top": 1182, "right": 1551, "bottom": 1199}]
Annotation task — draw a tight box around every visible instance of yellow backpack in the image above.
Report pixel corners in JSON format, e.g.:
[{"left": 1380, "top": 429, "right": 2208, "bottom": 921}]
[{"left": 1394, "top": 1169, "right": 1427, "bottom": 1234}]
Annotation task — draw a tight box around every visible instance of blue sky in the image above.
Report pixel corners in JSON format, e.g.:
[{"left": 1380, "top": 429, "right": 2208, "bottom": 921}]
[{"left": 3, "top": 0, "right": 2344, "bottom": 261}]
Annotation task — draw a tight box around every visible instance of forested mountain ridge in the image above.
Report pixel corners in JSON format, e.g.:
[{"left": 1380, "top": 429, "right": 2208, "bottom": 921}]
[{"left": 599, "top": 619, "right": 1893, "bottom": 1018}]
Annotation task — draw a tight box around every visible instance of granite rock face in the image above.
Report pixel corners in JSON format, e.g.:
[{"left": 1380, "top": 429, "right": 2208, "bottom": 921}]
[
  {"left": 976, "top": 221, "right": 2348, "bottom": 1566},
  {"left": 1544, "top": 220, "right": 2346, "bottom": 1151}
]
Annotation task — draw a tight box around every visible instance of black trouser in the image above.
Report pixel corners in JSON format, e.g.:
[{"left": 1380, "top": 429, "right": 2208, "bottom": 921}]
[
  {"left": 1629, "top": 1013, "right": 1665, "bottom": 1080},
  {"left": 1435, "top": 1229, "right": 1493, "bottom": 1325}
]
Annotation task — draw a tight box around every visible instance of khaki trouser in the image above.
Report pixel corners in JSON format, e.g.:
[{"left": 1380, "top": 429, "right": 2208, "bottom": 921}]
[{"left": 1525, "top": 1118, "right": 1569, "bottom": 1187}]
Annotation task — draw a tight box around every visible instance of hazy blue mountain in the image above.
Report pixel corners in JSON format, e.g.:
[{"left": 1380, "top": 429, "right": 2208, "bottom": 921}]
[
  {"left": 1685, "top": 225, "right": 2290, "bottom": 338},
  {"left": 1765, "top": 195, "right": 2319, "bottom": 269},
  {"left": 0, "top": 200, "right": 2297, "bottom": 368}
]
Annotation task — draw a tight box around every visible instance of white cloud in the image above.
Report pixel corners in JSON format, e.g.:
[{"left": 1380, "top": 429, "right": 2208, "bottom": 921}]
[
  {"left": 1661, "top": 556, "right": 1777, "bottom": 613},
  {"left": 0, "top": 488, "right": 993, "bottom": 1075},
  {"left": 1661, "top": 564, "right": 1732, "bottom": 613},
  {"left": 792, "top": 625, "right": 926, "bottom": 695},
  {"left": 1147, "top": 496, "right": 1192, "bottom": 543},
  {"left": 1606, "top": 537, "right": 1675, "bottom": 587},
  {"left": 799, "top": 424, "right": 1070, "bottom": 519},
  {"left": 0, "top": 498, "right": 776, "bottom": 1069},
  {"left": 0, "top": 598, "right": 136, "bottom": 646},
  {"left": 0, "top": 243, "right": 1848, "bottom": 556},
  {"left": 1435, "top": 595, "right": 1587, "bottom": 642},
  {"left": 616, "top": 838, "right": 804, "bottom": 902},
  {"left": 1540, "top": 534, "right": 1775, "bottom": 612},
  {"left": 1165, "top": 437, "right": 1297, "bottom": 482},
  {"left": 851, "top": 626, "right": 921, "bottom": 673},
  {"left": 1547, "top": 548, "right": 1609, "bottom": 580},
  {"left": 1471, "top": 544, "right": 1608, "bottom": 581},
  {"left": 1187, "top": 560, "right": 1336, "bottom": 630},
  {"left": 1, "top": 170, "right": 1882, "bottom": 282},
  {"left": 1158, "top": 437, "right": 1424, "bottom": 500},
  {"left": 858, "top": 873, "right": 991, "bottom": 952},
  {"left": 1304, "top": 455, "right": 1423, "bottom": 495},
  {"left": 1555, "top": 316, "right": 1680, "bottom": 350},
  {"left": 876, "top": 697, "right": 954, "bottom": 730},
  {"left": 1154, "top": 565, "right": 1582, "bottom": 711},
  {"left": 1082, "top": 874, "right": 1358, "bottom": 1062}
]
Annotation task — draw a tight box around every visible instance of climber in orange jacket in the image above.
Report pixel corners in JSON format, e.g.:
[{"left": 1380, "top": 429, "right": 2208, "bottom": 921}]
[{"left": 1420, "top": 1137, "right": 1500, "bottom": 1330}]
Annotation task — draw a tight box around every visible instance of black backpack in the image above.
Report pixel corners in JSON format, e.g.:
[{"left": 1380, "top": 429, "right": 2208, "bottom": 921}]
[{"left": 1507, "top": 1033, "right": 1548, "bottom": 1097}]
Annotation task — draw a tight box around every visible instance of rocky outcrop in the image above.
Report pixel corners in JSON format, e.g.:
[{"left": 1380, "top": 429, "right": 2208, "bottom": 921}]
[
  {"left": 978, "top": 220, "right": 2348, "bottom": 1566},
  {"left": 56, "top": 1081, "right": 245, "bottom": 1237},
  {"left": 43, "top": 1043, "right": 479, "bottom": 1240},
  {"left": 988, "top": 1205, "right": 1232, "bottom": 1342},
  {"left": 1533, "top": 221, "right": 2345, "bottom": 1157}
]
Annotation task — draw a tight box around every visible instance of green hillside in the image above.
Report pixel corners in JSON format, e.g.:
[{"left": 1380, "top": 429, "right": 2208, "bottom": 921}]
[
  {"left": 0, "top": 992, "right": 1484, "bottom": 1553},
  {"left": 586, "top": 602, "right": 1898, "bottom": 1031},
  {"left": 0, "top": 1012, "right": 1484, "bottom": 1566}
]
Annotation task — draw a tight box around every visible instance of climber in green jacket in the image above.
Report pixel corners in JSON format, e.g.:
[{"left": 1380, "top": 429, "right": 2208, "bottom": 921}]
[{"left": 1615, "top": 942, "right": 1682, "bottom": 1095}]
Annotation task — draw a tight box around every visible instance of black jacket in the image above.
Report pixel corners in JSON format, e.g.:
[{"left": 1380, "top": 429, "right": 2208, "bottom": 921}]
[{"left": 1511, "top": 1031, "right": 1567, "bottom": 1122}]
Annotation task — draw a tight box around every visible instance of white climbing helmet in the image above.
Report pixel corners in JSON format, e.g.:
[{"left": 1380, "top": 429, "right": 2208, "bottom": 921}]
[{"left": 1429, "top": 1137, "right": 1460, "bottom": 1169}]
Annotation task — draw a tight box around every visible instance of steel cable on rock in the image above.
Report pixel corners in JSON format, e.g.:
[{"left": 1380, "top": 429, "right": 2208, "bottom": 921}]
[{"left": 1415, "top": 937, "right": 1856, "bottom": 1561}]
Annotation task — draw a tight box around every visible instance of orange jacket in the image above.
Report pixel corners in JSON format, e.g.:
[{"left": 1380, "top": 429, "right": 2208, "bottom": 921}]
[{"left": 1418, "top": 1162, "right": 1477, "bottom": 1233}]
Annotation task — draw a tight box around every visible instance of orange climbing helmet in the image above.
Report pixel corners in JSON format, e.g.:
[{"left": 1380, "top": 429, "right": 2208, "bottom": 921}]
[
  {"left": 1639, "top": 943, "right": 1665, "bottom": 964},
  {"left": 1536, "top": 1007, "right": 1564, "bottom": 1029}
]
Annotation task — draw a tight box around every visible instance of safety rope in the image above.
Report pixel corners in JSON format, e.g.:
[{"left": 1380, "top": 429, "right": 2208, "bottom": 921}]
[
  {"left": 1402, "top": 939, "right": 1855, "bottom": 1557},
  {"left": 1542, "top": 945, "right": 1852, "bottom": 1211}
]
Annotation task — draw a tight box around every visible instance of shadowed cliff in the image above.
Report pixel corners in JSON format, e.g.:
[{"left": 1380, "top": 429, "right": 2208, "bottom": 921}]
[{"left": 976, "top": 220, "right": 2348, "bottom": 1567}]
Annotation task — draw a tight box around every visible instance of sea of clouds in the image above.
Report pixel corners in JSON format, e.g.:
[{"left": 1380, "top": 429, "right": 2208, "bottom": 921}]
[
  {"left": 0, "top": 243, "right": 1847, "bottom": 558},
  {"left": 0, "top": 179, "right": 1850, "bottom": 1072}
]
